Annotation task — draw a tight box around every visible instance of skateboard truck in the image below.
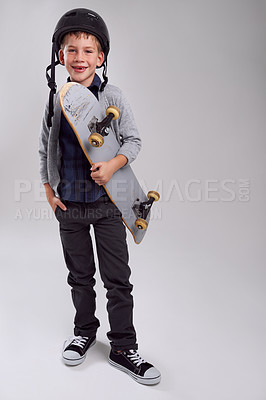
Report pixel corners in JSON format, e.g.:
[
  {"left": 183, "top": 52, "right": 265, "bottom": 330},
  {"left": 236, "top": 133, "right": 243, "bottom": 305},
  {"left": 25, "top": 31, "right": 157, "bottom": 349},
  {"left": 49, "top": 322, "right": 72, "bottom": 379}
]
[
  {"left": 88, "top": 106, "right": 120, "bottom": 147},
  {"left": 133, "top": 191, "right": 160, "bottom": 230}
]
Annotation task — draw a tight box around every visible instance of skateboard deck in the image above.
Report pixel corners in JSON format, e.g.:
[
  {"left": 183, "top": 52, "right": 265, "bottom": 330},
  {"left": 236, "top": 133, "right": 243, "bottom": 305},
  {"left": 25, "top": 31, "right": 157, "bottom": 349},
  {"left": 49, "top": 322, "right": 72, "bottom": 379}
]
[{"left": 59, "top": 82, "right": 159, "bottom": 244}]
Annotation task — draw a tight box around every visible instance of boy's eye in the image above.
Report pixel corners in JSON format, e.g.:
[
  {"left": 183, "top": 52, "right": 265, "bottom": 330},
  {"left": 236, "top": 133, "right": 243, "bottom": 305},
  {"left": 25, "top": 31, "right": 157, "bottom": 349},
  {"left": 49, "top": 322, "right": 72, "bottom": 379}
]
[
  {"left": 85, "top": 50, "right": 92, "bottom": 54},
  {"left": 68, "top": 49, "right": 76, "bottom": 53}
]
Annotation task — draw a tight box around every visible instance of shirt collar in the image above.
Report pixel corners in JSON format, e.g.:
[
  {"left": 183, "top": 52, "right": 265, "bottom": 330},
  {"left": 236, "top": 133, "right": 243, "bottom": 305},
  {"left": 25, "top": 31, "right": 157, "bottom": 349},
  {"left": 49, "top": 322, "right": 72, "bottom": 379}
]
[
  {"left": 89, "top": 73, "right": 101, "bottom": 90},
  {"left": 66, "top": 73, "right": 101, "bottom": 89}
]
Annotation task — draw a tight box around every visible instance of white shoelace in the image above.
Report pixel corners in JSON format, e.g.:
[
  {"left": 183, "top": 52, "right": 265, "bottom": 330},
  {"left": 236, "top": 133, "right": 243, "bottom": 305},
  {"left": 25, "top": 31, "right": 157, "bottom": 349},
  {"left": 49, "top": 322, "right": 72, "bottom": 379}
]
[
  {"left": 126, "top": 350, "right": 146, "bottom": 367},
  {"left": 71, "top": 336, "right": 89, "bottom": 349}
]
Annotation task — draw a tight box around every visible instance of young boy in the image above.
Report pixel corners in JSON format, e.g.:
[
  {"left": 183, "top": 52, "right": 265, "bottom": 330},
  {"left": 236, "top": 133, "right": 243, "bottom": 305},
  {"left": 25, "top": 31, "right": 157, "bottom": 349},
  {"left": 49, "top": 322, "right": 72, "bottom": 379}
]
[{"left": 39, "top": 9, "right": 161, "bottom": 385}]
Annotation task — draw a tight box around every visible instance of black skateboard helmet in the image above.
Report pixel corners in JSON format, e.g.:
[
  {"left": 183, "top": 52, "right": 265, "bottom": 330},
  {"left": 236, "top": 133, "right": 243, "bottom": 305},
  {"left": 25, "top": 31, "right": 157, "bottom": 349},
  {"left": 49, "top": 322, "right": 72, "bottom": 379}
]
[
  {"left": 53, "top": 8, "right": 110, "bottom": 62},
  {"left": 46, "top": 8, "right": 110, "bottom": 127}
]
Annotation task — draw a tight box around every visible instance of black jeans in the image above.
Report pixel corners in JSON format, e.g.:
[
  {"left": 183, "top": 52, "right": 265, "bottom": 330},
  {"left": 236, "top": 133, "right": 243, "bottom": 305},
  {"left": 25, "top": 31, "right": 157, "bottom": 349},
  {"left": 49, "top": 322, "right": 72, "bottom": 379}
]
[{"left": 55, "top": 195, "right": 137, "bottom": 351}]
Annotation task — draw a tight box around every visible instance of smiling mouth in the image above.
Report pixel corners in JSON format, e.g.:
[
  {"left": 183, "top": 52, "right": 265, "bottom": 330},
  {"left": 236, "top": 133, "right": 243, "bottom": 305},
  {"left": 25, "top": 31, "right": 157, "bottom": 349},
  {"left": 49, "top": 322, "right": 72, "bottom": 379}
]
[{"left": 72, "top": 66, "right": 87, "bottom": 72}]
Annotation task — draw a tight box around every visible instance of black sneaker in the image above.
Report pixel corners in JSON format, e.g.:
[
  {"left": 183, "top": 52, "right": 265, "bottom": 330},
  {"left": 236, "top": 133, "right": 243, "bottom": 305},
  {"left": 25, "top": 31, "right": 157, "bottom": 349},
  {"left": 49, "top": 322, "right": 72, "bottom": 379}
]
[
  {"left": 108, "top": 349, "right": 161, "bottom": 385},
  {"left": 62, "top": 335, "right": 96, "bottom": 366}
]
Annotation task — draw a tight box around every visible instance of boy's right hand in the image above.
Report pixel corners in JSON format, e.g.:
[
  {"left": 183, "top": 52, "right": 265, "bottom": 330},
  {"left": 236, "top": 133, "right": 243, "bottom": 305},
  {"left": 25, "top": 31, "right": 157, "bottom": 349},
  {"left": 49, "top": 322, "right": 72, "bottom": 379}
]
[
  {"left": 49, "top": 197, "right": 67, "bottom": 213},
  {"left": 44, "top": 183, "right": 67, "bottom": 213}
]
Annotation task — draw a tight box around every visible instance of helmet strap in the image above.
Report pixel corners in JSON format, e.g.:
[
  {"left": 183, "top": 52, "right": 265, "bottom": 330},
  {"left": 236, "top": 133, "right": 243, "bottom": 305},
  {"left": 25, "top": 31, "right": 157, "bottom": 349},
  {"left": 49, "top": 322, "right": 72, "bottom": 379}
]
[
  {"left": 46, "top": 42, "right": 60, "bottom": 128},
  {"left": 100, "top": 60, "right": 108, "bottom": 92}
]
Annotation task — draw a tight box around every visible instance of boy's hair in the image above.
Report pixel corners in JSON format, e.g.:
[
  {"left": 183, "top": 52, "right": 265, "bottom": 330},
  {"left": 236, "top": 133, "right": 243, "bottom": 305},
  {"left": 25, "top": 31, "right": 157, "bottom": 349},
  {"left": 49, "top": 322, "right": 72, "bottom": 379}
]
[{"left": 60, "top": 31, "right": 103, "bottom": 53}]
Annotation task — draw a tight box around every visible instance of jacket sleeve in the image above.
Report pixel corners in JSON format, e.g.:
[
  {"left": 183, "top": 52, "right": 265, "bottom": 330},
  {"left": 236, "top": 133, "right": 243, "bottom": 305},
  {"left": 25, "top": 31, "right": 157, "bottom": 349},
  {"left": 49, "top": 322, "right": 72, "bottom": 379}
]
[
  {"left": 117, "top": 93, "right": 141, "bottom": 164},
  {"left": 39, "top": 101, "right": 50, "bottom": 184},
  {"left": 106, "top": 86, "right": 142, "bottom": 165}
]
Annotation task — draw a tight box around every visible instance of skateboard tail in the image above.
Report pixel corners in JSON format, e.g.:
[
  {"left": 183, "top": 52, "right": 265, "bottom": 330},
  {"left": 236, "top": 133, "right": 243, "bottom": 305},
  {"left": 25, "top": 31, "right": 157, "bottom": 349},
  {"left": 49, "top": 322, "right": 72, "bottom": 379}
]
[{"left": 103, "top": 185, "right": 143, "bottom": 245}]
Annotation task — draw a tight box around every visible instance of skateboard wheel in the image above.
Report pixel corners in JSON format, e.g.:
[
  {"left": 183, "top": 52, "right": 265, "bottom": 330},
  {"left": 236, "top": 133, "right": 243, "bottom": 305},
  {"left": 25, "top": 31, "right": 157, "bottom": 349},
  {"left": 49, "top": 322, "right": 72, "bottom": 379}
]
[
  {"left": 147, "top": 191, "right": 160, "bottom": 202},
  {"left": 135, "top": 218, "right": 148, "bottom": 230},
  {"left": 88, "top": 133, "right": 104, "bottom": 147},
  {"left": 106, "top": 106, "right": 120, "bottom": 120}
]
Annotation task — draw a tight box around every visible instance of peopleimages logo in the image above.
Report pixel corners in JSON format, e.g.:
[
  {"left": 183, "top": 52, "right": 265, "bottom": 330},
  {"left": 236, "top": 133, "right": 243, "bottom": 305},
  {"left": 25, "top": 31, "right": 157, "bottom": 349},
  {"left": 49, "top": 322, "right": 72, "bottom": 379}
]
[
  {"left": 13, "top": 178, "right": 250, "bottom": 221},
  {"left": 14, "top": 178, "right": 250, "bottom": 202}
]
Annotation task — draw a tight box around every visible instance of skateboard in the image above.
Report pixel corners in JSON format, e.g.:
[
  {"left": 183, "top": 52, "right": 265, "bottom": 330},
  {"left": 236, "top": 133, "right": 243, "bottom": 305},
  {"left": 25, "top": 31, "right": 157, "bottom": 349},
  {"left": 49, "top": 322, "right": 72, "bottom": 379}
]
[{"left": 59, "top": 82, "right": 159, "bottom": 244}]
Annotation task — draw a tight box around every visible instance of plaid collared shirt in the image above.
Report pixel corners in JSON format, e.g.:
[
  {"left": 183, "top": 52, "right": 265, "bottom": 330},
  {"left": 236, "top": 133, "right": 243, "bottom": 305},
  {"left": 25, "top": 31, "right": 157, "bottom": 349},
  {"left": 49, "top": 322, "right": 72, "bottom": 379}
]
[{"left": 57, "top": 74, "right": 105, "bottom": 202}]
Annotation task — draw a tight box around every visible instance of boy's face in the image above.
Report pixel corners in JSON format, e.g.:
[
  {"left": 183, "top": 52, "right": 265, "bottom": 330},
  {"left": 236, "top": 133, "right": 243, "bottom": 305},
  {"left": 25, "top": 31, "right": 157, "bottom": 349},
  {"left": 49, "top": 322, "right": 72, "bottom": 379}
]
[{"left": 59, "top": 34, "right": 104, "bottom": 87}]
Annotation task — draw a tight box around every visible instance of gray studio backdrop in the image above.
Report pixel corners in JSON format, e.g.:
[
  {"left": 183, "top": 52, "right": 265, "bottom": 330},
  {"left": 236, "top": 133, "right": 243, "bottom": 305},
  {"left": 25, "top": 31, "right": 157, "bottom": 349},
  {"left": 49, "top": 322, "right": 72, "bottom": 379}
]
[{"left": 1, "top": 1, "right": 266, "bottom": 400}]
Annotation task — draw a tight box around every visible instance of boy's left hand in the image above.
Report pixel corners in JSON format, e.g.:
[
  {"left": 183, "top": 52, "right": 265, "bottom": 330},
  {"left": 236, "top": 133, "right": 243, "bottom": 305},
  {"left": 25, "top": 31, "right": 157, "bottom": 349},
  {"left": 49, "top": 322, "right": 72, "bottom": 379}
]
[{"left": 90, "top": 161, "right": 115, "bottom": 185}]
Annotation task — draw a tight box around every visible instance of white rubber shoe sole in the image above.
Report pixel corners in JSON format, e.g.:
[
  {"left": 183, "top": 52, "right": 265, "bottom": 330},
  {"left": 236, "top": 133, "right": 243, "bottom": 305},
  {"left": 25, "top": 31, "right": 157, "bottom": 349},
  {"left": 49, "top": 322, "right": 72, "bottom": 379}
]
[
  {"left": 108, "top": 358, "right": 161, "bottom": 385},
  {"left": 62, "top": 338, "right": 96, "bottom": 366}
]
